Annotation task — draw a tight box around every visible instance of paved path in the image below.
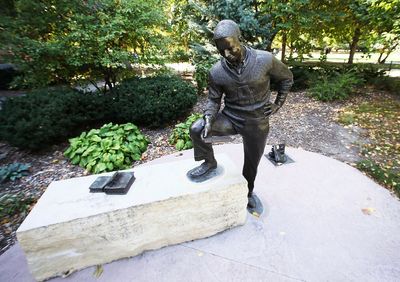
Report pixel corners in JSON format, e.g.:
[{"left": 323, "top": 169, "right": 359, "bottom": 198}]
[{"left": 1, "top": 144, "right": 399, "bottom": 282}]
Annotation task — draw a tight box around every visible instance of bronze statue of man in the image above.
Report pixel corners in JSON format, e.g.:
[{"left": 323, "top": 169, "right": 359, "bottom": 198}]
[{"left": 188, "top": 19, "right": 293, "bottom": 211}]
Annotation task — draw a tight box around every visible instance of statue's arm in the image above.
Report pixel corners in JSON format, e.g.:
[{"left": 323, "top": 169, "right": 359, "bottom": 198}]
[
  {"left": 204, "top": 72, "right": 223, "bottom": 122},
  {"left": 203, "top": 72, "right": 223, "bottom": 137},
  {"left": 270, "top": 56, "right": 294, "bottom": 108}
]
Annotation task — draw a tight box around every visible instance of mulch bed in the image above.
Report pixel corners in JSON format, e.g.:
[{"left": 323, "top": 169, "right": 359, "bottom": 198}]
[{"left": 0, "top": 88, "right": 394, "bottom": 255}]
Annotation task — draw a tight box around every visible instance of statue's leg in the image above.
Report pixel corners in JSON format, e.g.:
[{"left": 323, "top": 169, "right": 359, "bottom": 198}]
[
  {"left": 188, "top": 113, "right": 236, "bottom": 180},
  {"left": 240, "top": 122, "right": 270, "bottom": 210}
]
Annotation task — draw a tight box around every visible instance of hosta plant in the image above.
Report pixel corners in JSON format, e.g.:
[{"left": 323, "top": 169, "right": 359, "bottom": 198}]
[
  {"left": 0, "top": 163, "right": 31, "bottom": 183},
  {"left": 169, "top": 113, "right": 203, "bottom": 151},
  {"left": 64, "top": 123, "right": 148, "bottom": 173}
]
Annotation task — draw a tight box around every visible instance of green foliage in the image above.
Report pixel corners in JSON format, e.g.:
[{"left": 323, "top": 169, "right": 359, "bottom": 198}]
[
  {"left": 3, "top": 0, "right": 167, "bottom": 89},
  {"left": 0, "top": 193, "right": 35, "bottom": 218},
  {"left": 0, "top": 75, "right": 196, "bottom": 150},
  {"left": 171, "top": 49, "right": 190, "bottom": 62},
  {"left": 64, "top": 123, "right": 148, "bottom": 174},
  {"left": 0, "top": 163, "right": 31, "bottom": 183},
  {"left": 112, "top": 74, "right": 197, "bottom": 127},
  {"left": 186, "top": 0, "right": 280, "bottom": 50},
  {"left": 289, "top": 65, "right": 318, "bottom": 90},
  {"left": 289, "top": 62, "right": 384, "bottom": 91},
  {"left": 169, "top": 113, "right": 202, "bottom": 151},
  {"left": 308, "top": 72, "right": 364, "bottom": 101},
  {"left": 0, "top": 87, "right": 110, "bottom": 150},
  {"left": 0, "top": 65, "right": 18, "bottom": 90},
  {"left": 190, "top": 43, "right": 218, "bottom": 94},
  {"left": 368, "top": 76, "right": 400, "bottom": 96},
  {"left": 357, "top": 160, "right": 400, "bottom": 197}
]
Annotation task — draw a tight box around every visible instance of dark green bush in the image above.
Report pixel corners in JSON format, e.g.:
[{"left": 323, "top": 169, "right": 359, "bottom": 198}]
[
  {"left": 308, "top": 72, "right": 364, "bottom": 101},
  {"left": 289, "top": 65, "right": 318, "bottom": 90},
  {"left": 368, "top": 76, "right": 400, "bottom": 96},
  {"left": 112, "top": 75, "right": 197, "bottom": 127},
  {"left": 289, "top": 63, "right": 385, "bottom": 91},
  {"left": 0, "top": 75, "right": 196, "bottom": 150},
  {"left": 0, "top": 87, "right": 111, "bottom": 150},
  {"left": 0, "top": 64, "right": 19, "bottom": 90}
]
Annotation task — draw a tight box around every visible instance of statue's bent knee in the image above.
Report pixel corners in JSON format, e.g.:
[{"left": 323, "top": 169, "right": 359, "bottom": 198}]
[{"left": 190, "top": 118, "right": 204, "bottom": 139}]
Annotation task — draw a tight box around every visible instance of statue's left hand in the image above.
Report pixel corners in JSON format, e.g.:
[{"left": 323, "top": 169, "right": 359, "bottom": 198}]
[{"left": 264, "top": 103, "right": 280, "bottom": 117}]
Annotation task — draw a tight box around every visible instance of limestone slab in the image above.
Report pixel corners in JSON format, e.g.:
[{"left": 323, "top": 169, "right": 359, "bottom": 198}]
[{"left": 16, "top": 154, "right": 248, "bottom": 281}]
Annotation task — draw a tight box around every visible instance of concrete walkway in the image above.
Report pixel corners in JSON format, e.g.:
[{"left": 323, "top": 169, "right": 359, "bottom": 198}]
[{"left": 1, "top": 144, "right": 400, "bottom": 282}]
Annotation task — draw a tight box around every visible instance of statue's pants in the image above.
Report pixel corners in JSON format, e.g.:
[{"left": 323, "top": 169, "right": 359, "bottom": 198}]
[{"left": 190, "top": 112, "right": 270, "bottom": 196}]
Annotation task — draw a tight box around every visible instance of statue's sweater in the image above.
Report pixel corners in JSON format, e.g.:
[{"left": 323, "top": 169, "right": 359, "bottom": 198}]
[{"left": 205, "top": 47, "right": 293, "bottom": 125}]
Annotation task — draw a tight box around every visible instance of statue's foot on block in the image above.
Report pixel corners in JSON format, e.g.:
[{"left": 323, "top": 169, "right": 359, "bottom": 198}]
[
  {"left": 187, "top": 161, "right": 222, "bottom": 183},
  {"left": 247, "top": 194, "right": 263, "bottom": 216}
]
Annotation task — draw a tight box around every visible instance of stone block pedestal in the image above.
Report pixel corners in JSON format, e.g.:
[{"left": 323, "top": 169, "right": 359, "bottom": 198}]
[{"left": 16, "top": 154, "right": 247, "bottom": 281}]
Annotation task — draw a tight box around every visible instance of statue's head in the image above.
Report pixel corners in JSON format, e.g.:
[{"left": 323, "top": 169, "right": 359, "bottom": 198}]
[{"left": 213, "top": 20, "right": 243, "bottom": 65}]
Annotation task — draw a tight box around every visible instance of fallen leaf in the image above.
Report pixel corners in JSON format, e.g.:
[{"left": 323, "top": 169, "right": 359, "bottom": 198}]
[
  {"left": 93, "top": 265, "right": 103, "bottom": 278},
  {"left": 361, "top": 207, "right": 376, "bottom": 215}
]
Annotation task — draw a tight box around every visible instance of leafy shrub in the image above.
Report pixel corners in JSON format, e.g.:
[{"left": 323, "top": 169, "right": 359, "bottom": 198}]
[
  {"left": 0, "top": 64, "right": 18, "bottom": 90},
  {"left": 193, "top": 58, "right": 218, "bottom": 94},
  {"left": 169, "top": 113, "right": 203, "bottom": 150},
  {"left": 0, "top": 75, "right": 196, "bottom": 150},
  {"left": 0, "top": 193, "right": 35, "bottom": 218},
  {"left": 0, "top": 163, "right": 31, "bottom": 183},
  {"left": 289, "top": 65, "right": 318, "bottom": 90},
  {"left": 190, "top": 43, "right": 219, "bottom": 94},
  {"left": 64, "top": 123, "right": 148, "bottom": 173},
  {"left": 308, "top": 72, "right": 364, "bottom": 101},
  {"left": 289, "top": 63, "right": 384, "bottom": 91},
  {"left": 112, "top": 74, "right": 197, "bottom": 127},
  {"left": 0, "top": 87, "right": 111, "bottom": 150},
  {"left": 368, "top": 76, "right": 400, "bottom": 96},
  {"left": 171, "top": 49, "right": 190, "bottom": 62},
  {"left": 343, "top": 64, "right": 386, "bottom": 81}
]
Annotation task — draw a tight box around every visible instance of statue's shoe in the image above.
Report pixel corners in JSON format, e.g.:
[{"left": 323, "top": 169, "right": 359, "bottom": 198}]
[
  {"left": 247, "top": 196, "right": 256, "bottom": 209},
  {"left": 247, "top": 194, "right": 264, "bottom": 216},
  {"left": 187, "top": 161, "right": 217, "bottom": 178}
]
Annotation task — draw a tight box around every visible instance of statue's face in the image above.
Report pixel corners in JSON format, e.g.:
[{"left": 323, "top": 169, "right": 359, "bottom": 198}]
[{"left": 215, "top": 36, "right": 242, "bottom": 64}]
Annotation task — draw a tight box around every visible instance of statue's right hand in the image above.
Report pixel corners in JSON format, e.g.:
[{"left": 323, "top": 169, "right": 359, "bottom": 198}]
[
  {"left": 203, "top": 120, "right": 212, "bottom": 138},
  {"left": 202, "top": 115, "right": 213, "bottom": 138}
]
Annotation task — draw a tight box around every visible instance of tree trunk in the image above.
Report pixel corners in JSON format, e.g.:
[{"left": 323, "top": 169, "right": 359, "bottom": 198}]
[
  {"left": 378, "top": 42, "right": 399, "bottom": 64},
  {"left": 377, "top": 52, "right": 384, "bottom": 64},
  {"left": 253, "top": 0, "right": 258, "bottom": 13},
  {"left": 348, "top": 27, "right": 361, "bottom": 64},
  {"left": 281, "top": 32, "right": 287, "bottom": 62}
]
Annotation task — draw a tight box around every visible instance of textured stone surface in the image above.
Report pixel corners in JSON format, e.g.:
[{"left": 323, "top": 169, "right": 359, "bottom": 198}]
[
  {"left": 16, "top": 154, "right": 248, "bottom": 281},
  {"left": 3, "top": 144, "right": 399, "bottom": 282}
]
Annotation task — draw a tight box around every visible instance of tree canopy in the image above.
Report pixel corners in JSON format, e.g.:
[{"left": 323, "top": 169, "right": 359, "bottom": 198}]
[
  {"left": 1, "top": 0, "right": 167, "bottom": 89},
  {"left": 1, "top": 0, "right": 399, "bottom": 89}
]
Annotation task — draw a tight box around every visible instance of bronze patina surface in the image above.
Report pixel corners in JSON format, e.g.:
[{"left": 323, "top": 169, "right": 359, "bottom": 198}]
[{"left": 188, "top": 20, "right": 293, "bottom": 213}]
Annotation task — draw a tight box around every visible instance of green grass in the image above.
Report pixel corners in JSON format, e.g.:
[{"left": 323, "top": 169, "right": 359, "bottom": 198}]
[{"left": 338, "top": 99, "right": 400, "bottom": 196}]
